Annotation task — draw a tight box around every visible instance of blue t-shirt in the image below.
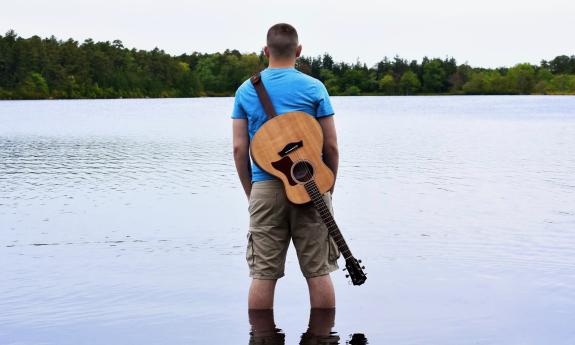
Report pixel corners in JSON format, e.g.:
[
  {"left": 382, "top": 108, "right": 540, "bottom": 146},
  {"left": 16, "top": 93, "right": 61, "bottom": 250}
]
[{"left": 231, "top": 67, "right": 335, "bottom": 182}]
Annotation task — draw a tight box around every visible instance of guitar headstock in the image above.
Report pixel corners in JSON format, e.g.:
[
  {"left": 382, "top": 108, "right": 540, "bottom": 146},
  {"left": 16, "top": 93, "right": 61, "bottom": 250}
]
[
  {"left": 344, "top": 257, "right": 367, "bottom": 286},
  {"left": 348, "top": 333, "right": 368, "bottom": 345}
]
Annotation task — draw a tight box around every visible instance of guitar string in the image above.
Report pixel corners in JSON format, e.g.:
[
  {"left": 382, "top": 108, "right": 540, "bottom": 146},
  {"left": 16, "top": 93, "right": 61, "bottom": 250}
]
[
  {"left": 291, "top": 146, "right": 330, "bottom": 227},
  {"left": 288, "top": 132, "right": 363, "bottom": 279},
  {"left": 291, "top": 149, "right": 365, "bottom": 284},
  {"left": 290, "top": 148, "right": 333, "bottom": 245},
  {"left": 291, "top": 146, "right": 349, "bottom": 258}
]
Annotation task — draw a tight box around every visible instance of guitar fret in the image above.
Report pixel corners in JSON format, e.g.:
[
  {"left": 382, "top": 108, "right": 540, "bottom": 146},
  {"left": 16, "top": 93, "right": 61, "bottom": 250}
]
[{"left": 303, "top": 180, "right": 355, "bottom": 261}]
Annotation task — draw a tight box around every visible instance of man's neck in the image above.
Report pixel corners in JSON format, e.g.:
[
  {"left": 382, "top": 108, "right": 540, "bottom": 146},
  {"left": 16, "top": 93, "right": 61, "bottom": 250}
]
[{"left": 268, "top": 58, "right": 296, "bottom": 69}]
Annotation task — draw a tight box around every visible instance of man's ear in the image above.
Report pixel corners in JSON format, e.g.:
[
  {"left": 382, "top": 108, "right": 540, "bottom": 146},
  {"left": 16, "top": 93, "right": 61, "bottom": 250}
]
[
  {"left": 295, "top": 45, "right": 302, "bottom": 58},
  {"left": 263, "top": 46, "right": 270, "bottom": 58}
]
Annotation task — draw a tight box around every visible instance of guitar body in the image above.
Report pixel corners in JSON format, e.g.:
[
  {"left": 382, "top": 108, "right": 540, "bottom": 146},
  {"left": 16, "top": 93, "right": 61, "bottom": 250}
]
[{"left": 250, "top": 111, "right": 335, "bottom": 205}]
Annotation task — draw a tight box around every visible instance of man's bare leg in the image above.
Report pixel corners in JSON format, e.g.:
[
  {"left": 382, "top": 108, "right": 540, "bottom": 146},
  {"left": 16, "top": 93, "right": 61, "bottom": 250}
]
[
  {"left": 248, "top": 309, "right": 276, "bottom": 334},
  {"left": 306, "top": 274, "right": 335, "bottom": 308},
  {"left": 306, "top": 307, "right": 336, "bottom": 336},
  {"left": 248, "top": 279, "right": 277, "bottom": 309}
]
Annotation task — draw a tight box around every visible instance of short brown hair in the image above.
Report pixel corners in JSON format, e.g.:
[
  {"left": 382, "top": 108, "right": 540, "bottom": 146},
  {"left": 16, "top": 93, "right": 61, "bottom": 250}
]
[{"left": 266, "top": 23, "right": 299, "bottom": 59}]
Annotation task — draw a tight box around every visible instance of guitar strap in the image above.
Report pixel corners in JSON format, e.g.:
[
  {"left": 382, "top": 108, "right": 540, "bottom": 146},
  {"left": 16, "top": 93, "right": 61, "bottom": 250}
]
[{"left": 250, "top": 72, "right": 277, "bottom": 120}]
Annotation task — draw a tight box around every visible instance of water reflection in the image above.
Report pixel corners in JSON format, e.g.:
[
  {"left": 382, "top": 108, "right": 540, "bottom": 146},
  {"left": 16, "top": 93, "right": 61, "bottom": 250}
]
[
  {"left": 248, "top": 308, "right": 368, "bottom": 344},
  {"left": 299, "top": 308, "right": 339, "bottom": 344},
  {"left": 248, "top": 309, "right": 285, "bottom": 345}
]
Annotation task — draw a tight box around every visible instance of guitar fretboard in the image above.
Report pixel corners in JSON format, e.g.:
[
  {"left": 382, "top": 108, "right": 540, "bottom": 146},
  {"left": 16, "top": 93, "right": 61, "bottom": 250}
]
[{"left": 303, "top": 180, "right": 353, "bottom": 260}]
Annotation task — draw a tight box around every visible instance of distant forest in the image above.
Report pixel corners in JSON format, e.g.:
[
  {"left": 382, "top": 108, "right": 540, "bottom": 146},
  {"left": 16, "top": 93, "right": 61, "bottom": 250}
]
[{"left": 1, "top": 30, "right": 575, "bottom": 99}]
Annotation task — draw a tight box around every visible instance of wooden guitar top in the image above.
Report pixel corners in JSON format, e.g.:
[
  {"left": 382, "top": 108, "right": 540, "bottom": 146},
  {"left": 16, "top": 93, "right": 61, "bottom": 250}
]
[{"left": 250, "top": 111, "right": 335, "bottom": 204}]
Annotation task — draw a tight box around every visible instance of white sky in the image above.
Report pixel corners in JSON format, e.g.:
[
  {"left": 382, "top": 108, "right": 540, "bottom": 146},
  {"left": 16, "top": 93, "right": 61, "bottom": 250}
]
[{"left": 1, "top": 0, "right": 574, "bottom": 68}]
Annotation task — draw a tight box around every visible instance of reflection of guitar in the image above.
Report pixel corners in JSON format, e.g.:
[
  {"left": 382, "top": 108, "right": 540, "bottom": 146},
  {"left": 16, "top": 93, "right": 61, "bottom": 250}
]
[{"left": 249, "top": 73, "right": 367, "bottom": 286}]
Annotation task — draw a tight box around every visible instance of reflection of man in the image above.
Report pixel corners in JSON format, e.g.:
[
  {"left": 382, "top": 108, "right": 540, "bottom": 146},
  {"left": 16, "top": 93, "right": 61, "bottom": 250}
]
[
  {"left": 232, "top": 23, "right": 340, "bottom": 310},
  {"left": 299, "top": 308, "right": 340, "bottom": 345},
  {"left": 248, "top": 308, "right": 339, "bottom": 345},
  {"left": 248, "top": 309, "right": 285, "bottom": 345}
]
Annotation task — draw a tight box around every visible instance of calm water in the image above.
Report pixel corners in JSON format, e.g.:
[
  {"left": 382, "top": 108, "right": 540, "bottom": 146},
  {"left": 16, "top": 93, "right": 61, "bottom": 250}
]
[{"left": 1, "top": 96, "right": 574, "bottom": 344}]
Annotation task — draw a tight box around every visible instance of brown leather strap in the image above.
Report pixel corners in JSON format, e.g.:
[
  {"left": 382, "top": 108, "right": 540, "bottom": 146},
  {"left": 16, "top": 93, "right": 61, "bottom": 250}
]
[{"left": 250, "top": 72, "right": 277, "bottom": 119}]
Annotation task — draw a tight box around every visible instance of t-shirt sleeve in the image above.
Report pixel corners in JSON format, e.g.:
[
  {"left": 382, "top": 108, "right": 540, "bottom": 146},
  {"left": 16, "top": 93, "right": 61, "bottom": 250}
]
[
  {"left": 231, "top": 89, "right": 247, "bottom": 119},
  {"left": 315, "top": 81, "right": 335, "bottom": 118}
]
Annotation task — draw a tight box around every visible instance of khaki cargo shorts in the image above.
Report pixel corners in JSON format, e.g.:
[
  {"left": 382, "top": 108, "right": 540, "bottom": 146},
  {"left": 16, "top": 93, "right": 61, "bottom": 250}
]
[{"left": 246, "top": 179, "right": 340, "bottom": 279}]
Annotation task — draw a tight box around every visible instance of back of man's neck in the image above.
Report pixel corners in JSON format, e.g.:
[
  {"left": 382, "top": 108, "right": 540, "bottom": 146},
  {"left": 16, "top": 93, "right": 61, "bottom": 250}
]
[{"left": 268, "top": 59, "right": 296, "bottom": 69}]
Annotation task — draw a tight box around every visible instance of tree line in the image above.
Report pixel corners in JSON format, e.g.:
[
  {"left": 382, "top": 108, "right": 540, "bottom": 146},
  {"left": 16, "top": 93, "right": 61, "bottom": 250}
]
[{"left": 1, "top": 30, "right": 574, "bottom": 100}]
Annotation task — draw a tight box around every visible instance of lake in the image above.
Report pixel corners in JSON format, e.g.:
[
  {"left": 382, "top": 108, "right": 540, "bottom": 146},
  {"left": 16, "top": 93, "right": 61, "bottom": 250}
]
[{"left": 1, "top": 96, "right": 574, "bottom": 344}]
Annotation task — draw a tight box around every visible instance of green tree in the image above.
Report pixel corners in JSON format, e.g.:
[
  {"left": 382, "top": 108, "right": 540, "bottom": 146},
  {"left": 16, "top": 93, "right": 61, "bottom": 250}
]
[
  {"left": 463, "top": 71, "right": 507, "bottom": 95},
  {"left": 506, "top": 63, "right": 536, "bottom": 94},
  {"left": 399, "top": 71, "right": 420, "bottom": 95},
  {"left": 343, "top": 85, "right": 361, "bottom": 96},
  {"left": 422, "top": 59, "right": 446, "bottom": 92},
  {"left": 449, "top": 64, "right": 472, "bottom": 93},
  {"left": 378, "top": 74, "right": 395, "bottom": 94},
  {"left": 537, "top": 68, "right": 553, "bottom": 82},
  {"left": 534, "top": 80, "right": 549, "bottom": 94},
  {"left": 462, "top": 72, "right": 487, "bottom": 94},
  {"left": 0, "top": 87, "right": 12, "bottom": 98},
  {"left": 549, "top": 55, "right": 573, "bottom": 74},
  {"left": 548, "top": 75, "right": 575, "bottom": 93},
  {"left": 16, "top": 72, "right": 49, "bottom": 99},
  {"left": 320, "top": 68, "right": 340, "bottom": 95}
]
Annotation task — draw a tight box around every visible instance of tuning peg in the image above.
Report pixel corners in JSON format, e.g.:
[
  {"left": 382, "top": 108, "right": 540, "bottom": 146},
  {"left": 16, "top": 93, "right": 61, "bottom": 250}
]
[
  {"left": 345, "top": 274, "right": 349, "bottom": 278},
  {"left": 343, "top": 268, "right": 347, "bottom": 271},
  {"left": 358, "top": 260, "right": 362, "bottom": 263},
  {"left": 362, "top": 266, "right": 365, "bottom": 269}
]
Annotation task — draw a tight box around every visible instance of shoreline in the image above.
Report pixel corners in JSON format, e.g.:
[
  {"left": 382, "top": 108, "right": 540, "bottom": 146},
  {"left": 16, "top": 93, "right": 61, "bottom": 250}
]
[{"left": 1, "top": 93, "right": 574, "bottom": 102}]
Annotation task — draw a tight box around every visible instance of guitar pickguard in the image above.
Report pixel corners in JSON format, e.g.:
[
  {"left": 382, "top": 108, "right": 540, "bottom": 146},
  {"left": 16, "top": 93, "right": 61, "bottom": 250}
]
[{"left": 271, "top": 156, "right": 297, "bottom": 186}]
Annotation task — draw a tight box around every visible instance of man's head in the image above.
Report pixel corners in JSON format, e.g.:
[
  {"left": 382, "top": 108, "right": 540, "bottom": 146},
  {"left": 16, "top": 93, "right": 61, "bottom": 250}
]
[{"left": 265, "top": 23, "right": 302, "bottom": 61}]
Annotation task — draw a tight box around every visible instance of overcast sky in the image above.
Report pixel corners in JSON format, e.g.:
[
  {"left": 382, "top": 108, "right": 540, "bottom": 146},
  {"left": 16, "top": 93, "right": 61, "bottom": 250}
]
[{"left": 1, "top": 0, "right": 574, "bottom": 68}]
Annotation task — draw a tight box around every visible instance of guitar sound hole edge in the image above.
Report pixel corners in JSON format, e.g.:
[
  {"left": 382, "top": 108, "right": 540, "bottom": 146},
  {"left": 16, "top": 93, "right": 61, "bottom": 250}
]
[{"left": 291, "top": 160, "right": 315, "bottom": 184}]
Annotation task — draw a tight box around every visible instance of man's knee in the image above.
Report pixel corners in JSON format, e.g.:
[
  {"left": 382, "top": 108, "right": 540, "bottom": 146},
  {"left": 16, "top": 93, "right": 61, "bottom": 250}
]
[
  {"left": 252, "top": 278, "right": 278, "bottom": 288},
  {"left": 250, "top": 278, "right": 278, "bottom": 298},
  {"left": 306, "top": 274, "right": 332, "bottom": 287},
  {"left": 306, "top": 274, "right": 335, "bottom": 308},
  {"left": 249, "top": 278, "right": 278, "bottom": 309}
]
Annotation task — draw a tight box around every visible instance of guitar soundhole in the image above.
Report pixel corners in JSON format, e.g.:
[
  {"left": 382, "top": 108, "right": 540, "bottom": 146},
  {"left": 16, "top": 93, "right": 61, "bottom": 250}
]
[{"left": 291, "top": 161, "right": 314, "bottom": 183}]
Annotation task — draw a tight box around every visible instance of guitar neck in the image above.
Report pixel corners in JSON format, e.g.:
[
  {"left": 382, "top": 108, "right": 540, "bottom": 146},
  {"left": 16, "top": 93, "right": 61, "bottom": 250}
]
[{"left": 303, "top": 180, "right": 353, "bottom": 260}]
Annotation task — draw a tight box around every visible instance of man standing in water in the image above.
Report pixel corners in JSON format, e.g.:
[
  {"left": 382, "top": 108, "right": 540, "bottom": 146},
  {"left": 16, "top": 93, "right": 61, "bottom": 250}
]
[{"left": 232, "top": 23, "right": 340, "bottom": 309}]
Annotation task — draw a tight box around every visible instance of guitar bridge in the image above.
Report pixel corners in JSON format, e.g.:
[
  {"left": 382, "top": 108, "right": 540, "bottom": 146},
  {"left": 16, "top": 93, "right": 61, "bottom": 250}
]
[{"left": 278, "top": 140, "right": 303, "bottom": 157}]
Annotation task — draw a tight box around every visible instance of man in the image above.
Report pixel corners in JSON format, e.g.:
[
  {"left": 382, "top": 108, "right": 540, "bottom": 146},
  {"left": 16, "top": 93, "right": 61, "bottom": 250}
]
[{"left": 232, "top": 23, "right": 340, "bottom": 310}]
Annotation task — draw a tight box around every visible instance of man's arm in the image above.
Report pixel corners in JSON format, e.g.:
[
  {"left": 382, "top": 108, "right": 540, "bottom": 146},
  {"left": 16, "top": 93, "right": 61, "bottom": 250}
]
[
  {"left": 233, "top": 119, "right": 252, "bottom": 199},
  {"left": 318, "top": 116, "right": 339, "bottom": 194}
]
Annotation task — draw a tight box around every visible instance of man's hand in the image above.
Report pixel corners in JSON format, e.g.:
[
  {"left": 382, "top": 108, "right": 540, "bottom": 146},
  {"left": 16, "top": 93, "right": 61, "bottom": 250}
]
[
  {"left": 233, "top": 119, "right": 252, "bottom": 199},
  {"left": 318, "top": 116, "right": 339, "bottom": 194}
]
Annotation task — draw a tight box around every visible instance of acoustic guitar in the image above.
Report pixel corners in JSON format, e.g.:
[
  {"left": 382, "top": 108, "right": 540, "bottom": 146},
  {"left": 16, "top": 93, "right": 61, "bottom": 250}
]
[{"left": 249, "top": 73, "right": 367, "bottom": 286}]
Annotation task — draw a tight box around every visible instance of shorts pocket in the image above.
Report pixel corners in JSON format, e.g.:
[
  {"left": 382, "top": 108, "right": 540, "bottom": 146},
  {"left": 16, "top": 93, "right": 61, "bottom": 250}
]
[
  {"left": 246, "top": 232, "right": 255, "bottom": 265},
  {"left": 328, "top": 235, "right": 341, "bottom": 262}
]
